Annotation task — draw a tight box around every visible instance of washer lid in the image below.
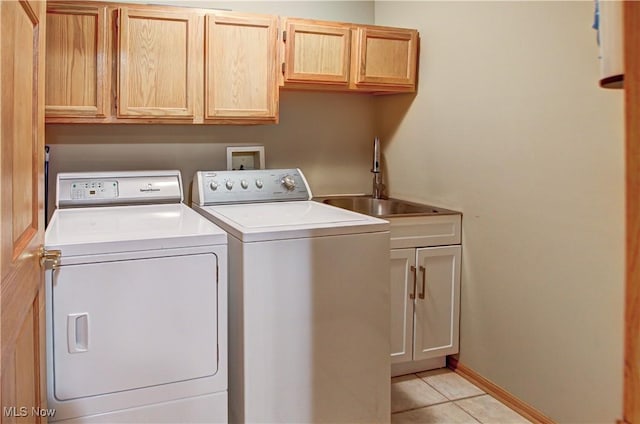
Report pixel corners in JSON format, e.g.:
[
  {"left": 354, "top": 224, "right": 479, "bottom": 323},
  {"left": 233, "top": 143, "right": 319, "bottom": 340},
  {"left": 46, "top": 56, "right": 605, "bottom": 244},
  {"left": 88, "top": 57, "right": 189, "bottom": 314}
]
[
  {"left": 45, "top": 203, "right": 227, "bottom": 257},
  {"left": 194, "top": 201, "right": 389, "bottom": 242}
]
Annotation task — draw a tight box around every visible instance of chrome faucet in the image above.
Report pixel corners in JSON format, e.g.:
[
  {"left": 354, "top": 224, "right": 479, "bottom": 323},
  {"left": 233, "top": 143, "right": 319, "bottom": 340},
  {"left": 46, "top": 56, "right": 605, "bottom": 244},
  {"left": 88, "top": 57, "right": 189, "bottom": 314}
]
[{"left": 372, "top": 137, "right": 386, "bottom": 199}]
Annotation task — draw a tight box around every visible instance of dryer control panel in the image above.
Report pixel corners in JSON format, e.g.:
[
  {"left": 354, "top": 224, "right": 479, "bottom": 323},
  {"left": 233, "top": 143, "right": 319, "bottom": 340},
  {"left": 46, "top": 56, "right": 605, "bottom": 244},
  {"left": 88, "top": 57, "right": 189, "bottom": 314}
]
[
  {"left": 57, "top": 171, "right": 183, "bottom": 208},
  {"left": 193, "top": 169, "right": 312, "bottom": 205}
]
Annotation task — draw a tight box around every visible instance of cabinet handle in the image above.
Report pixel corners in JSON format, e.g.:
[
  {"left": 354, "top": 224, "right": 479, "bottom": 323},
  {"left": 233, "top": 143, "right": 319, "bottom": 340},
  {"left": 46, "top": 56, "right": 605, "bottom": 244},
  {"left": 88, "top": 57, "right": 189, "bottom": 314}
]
[
  {"left": 418, "top": 265, "right": 426, "bottom": 300},
  {"left": 409, "top": 265, "right": 417, "bottom": 299}
]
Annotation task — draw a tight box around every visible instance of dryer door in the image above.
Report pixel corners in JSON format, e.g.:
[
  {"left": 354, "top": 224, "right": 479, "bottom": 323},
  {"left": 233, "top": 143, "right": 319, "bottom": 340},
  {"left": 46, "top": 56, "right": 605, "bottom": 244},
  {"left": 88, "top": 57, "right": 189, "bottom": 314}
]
[{"left": 51, "top": 253, "right": 219, "bottom": 401}]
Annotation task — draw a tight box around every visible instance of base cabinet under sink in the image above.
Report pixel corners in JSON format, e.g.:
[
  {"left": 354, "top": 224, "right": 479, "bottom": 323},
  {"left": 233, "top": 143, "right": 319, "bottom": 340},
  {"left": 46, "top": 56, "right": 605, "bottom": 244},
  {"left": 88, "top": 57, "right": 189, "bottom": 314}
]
[{"left": 388, "top": 214, "right": 462, "bottom": 376}]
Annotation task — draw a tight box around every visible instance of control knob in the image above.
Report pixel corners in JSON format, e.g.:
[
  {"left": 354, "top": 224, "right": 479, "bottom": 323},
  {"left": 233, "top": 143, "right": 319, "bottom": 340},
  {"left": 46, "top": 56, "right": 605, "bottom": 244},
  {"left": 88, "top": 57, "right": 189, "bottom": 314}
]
[
  {"left": 255, "top": 179, "right": 264, "bottom": 189},
  {"left": 226, "top": 180, "right": 234, "bottom": 190},
  {"left": 281, "top": 175, "right": 296, "bottom": 191},
  {"left": 209, "top": 181, "right": 218, "bottom": 191},
  {"left": 241, "top": 180, "right": 249, "bottom": 189}
]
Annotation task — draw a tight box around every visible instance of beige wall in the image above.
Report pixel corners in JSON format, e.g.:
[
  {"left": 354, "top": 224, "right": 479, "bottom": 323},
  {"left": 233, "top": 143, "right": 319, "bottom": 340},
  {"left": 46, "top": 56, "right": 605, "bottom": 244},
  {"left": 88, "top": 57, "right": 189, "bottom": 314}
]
[
  {"left": 374, "top": 1, "right": 624, "bottom": 422},
  {"left": 46, "top": 91, "right": 376, "bottom": 212}
]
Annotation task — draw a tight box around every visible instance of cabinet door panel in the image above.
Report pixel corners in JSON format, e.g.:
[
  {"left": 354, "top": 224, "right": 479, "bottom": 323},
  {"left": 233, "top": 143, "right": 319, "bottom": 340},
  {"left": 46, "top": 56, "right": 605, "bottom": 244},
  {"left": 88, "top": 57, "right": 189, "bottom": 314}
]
[
  {"left": 355, "top": 28, "right": 417, "bottom": 87},
  {"left": 205, "top": 13, "right": 278, "bottom": 120},
  {"left": 45, "top": 3, "right": 109, "bottom": 118},
  {"left": 284, "top": 20, "right": 350, "bottom": 84},
  {"left": 390, "top": 249, "right": 415, "bottom": 364},
  {"left": 413, "top": 246, "right": 461, "bottom": 361},
  {"left": 118, "top": 8, "right": 195, "bottom": 118}
]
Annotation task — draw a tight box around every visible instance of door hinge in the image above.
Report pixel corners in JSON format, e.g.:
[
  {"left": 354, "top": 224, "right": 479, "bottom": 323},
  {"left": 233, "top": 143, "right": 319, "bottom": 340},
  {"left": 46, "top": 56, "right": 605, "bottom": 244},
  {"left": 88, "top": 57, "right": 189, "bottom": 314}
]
[
  {"left": 39, "top": 246, "right": 61, "bottom": 270},
  {"left": 282, "top": 30, "right": 286, "bottom": 42}
]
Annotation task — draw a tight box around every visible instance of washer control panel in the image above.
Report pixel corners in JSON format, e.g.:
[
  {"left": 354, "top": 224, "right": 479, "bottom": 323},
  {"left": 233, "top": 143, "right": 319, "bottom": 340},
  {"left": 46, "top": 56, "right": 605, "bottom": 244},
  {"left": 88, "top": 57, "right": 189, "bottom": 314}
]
[{"left": 193, "top": 169, "right": 312, "bottom": 205}]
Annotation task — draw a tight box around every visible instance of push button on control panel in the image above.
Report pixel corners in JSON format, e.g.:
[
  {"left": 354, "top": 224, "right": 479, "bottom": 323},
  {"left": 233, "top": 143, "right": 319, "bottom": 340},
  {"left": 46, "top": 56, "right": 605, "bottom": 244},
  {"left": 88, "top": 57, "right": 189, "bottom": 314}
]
[{"left": 71, "top": 181, "right": 118, "bottom": 200}]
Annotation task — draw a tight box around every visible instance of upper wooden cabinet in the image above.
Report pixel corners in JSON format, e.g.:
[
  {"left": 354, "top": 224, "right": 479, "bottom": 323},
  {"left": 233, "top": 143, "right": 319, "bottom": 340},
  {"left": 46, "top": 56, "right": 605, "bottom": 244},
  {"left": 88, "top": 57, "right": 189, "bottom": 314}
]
[
  {"left": 282, "top": 19, "right": 351, "bottom": 85},
  {"left": 205, "top": 13, "right": 279, "bottom": 122},
  {"left": 282, "top": 18, "right": 419, "bottom": 93},
  {"left": 117, "top": 7, "right": 197, "bottom": 119},
  {"left": 43, "top": 2, "right": 420, "bottom": 124},
  {"left": 354, "top": 27, "right": 418, "bottom": 88},
  {"left": 45, "top": 3, "right": 110, "bottom": 118}
]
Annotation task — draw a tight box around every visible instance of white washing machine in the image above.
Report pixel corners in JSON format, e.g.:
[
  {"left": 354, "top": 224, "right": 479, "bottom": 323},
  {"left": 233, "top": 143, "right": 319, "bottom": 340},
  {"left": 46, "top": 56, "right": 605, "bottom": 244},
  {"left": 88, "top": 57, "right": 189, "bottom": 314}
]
[
  {"left": 192, "top": 169, "right": 391, "bottom": 423},
  {"left": 44, "top": 171, "right": 228, "bottom": 423}
]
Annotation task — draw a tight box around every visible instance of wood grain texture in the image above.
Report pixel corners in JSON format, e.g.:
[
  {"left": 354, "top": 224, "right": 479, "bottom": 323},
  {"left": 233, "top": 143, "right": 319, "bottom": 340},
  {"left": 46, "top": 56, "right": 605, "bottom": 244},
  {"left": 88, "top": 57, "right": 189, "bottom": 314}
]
[
  {"left": 1, "top": 0, "right": 46, "bottom": 420},
  {"left": 45, "top": 3, "right": 109, "bottom": 118},
  {"left": 447, "top": 358, "right": 554, "bottom": 424},
  {"left": 625, "top": 1, "right": 640, "bottom": 423},
  {"left": 283, "top": 18, "right": 351, "bottom": 85},
  {"left": 354, "top": 27, "right": 417, "bottom": 88},
  {"left": 118, "top": 7, "right": 196, "bottom": 118},
  {"left": 205, "top": 12, "right": 278, "bottom": 121}
]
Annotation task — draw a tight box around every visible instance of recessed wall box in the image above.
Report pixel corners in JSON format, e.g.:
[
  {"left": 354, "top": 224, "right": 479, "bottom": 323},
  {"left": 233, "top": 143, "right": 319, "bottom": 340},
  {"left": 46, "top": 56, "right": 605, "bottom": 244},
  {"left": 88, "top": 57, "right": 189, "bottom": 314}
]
[{"left": 226, "top": 146, "right": 265, "bottom": 171}]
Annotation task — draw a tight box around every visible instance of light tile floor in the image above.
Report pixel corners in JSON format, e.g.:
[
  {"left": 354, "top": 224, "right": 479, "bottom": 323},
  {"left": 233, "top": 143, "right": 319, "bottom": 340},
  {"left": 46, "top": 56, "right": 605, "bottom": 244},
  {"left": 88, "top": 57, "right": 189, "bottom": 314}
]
[{"left": 391, "top": 368, "right": 532, "bottom": 424}]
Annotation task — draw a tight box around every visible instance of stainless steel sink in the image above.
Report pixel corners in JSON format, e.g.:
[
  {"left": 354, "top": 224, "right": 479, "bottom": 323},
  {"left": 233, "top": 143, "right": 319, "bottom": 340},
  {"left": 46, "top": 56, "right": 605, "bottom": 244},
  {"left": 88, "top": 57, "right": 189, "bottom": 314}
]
[{"left": 319, "top": 196, "right": 457, "bottom": 218}]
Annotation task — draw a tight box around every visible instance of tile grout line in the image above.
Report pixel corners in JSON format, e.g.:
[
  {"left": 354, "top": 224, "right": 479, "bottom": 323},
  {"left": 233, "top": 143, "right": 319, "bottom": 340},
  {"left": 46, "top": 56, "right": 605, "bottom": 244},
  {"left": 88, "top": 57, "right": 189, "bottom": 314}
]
[
  {"left": 392, "top": 392, "right": 490, "bottom": 416},
  {"left": 414, "top": 372, "right": 488, "bottom": 403},
  {"left": 392, "top": 373, "right": 531, "bottom": 422}
]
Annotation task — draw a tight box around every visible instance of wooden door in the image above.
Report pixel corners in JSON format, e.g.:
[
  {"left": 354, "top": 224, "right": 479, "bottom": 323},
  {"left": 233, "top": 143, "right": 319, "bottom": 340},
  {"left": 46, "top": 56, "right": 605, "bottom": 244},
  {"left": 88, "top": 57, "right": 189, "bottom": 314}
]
[
  {"left": 624, "top": 2, "right": 640, "bottom": 423},
  {"left": 413, "top": 246, "right": 461, "bottom": 361},
  {"left": 282, "top": 19, "right": 351, "bottom": 85},
  {"left": 117, "top": 7, "right": 196, "bottom": 119},
  {"left": 45, "top": 3, "right": 110, "bottom": 119},
  {"left": 354, "top": 27, "right": 418, "bottom": 88},
  {"left": 390, "top": 249, "right": 416, "bottom": 364},
  {"left": 0, "top": 0, "right": 47, "bottom": 422},
  {"left": 205, "top": 13, "right": 278, "bottom": 122}
]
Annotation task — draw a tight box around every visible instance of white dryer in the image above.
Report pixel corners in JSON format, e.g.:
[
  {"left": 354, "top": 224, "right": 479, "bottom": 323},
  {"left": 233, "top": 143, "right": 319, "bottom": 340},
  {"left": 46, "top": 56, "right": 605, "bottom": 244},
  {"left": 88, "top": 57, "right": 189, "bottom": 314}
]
[
  {"left": 192, "top": 169, "right": 391, "bottom": 423},
  {"left": 45, "top": 171, "right": 227, "bottom": 423}
]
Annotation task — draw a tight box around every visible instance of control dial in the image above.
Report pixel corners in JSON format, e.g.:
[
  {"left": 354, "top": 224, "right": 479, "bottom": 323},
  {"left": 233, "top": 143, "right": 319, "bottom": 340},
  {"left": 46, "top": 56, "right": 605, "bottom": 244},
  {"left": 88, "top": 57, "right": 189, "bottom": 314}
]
[
  {"left": 255, "top": 179, "right": 264, "bottom": 189},
  {"left": 209, "top": 181, "right": 219, "bottom": 191},
  {"left": 225, "top": 180, "right": 234, "bottom": 190},
  {"left": 281, "top": 175, "right": 296, "bottom": 191},
  {"left": 241, "top": 180, "right": 249, "bottom": 189}
]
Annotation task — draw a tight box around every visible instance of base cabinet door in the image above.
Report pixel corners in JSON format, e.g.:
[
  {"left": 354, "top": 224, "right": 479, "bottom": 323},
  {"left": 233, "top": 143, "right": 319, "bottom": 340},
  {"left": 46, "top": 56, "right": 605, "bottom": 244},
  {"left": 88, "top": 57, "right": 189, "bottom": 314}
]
[
  {"left": 390, "top": 249, "right": 416, "bottom": 364},
  {"left": 413, "top": 245, "right": 461, "bottom": 361}
]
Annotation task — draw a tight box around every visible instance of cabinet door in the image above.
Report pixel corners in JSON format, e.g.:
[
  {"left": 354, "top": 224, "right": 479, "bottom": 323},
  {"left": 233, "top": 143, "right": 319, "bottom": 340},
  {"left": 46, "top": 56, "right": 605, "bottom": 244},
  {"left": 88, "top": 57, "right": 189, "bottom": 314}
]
[
  {"left": 205, "top": 13, "right": 278, "bottom": 121},
  {"left": 45, "top": 3, "right": 109, "bottom": 118},
  {"left": 117, "top": 7, "right": 196, "bottom": 118},
  {"left": 283, "top": 19, "right": 351, "bottom": 85},
  {"left": 413, "top": 246, "right": 461, "bottom": 361},
  {"left": 354, "top": 27, "right": 418, "bottom": 88},
  {"left": 390, "top": 249, "right": 416, "bottom": 364}
]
